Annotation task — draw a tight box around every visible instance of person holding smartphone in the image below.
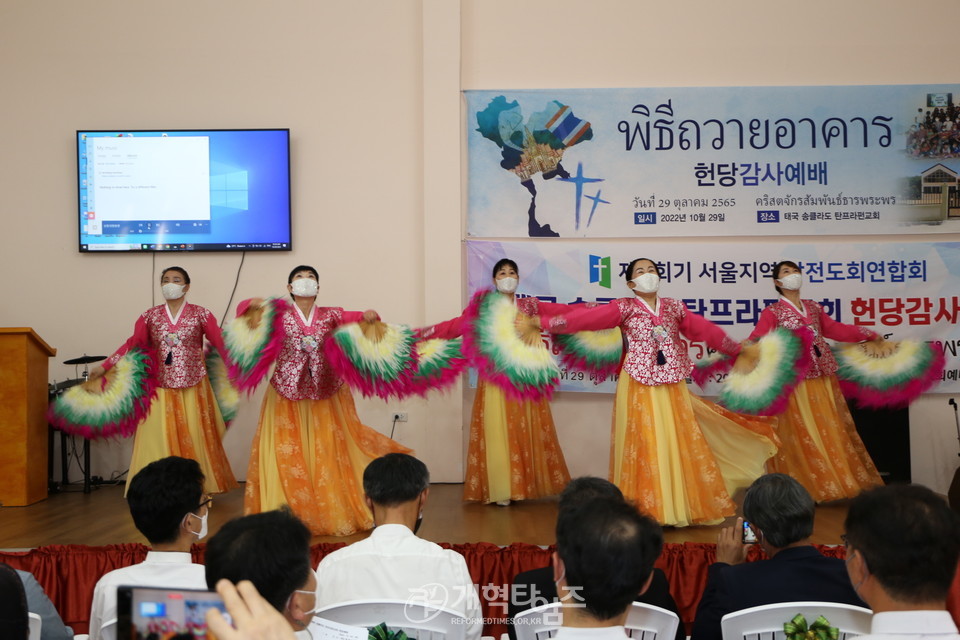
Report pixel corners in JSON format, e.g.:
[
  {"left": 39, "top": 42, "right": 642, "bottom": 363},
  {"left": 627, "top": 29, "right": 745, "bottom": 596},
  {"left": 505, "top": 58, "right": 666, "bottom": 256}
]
[{"left": 691, "top": 474, "right": 865, "bottom": 640}]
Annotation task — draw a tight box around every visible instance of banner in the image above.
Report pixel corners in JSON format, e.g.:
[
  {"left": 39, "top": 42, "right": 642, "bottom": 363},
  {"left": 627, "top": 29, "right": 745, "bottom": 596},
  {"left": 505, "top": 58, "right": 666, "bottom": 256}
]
[
  {"left": 465, "top": 240, "right": 960, "bottom": 394},
  {"left": 465, "top": 85, "right": 960, "bottom": 238}
]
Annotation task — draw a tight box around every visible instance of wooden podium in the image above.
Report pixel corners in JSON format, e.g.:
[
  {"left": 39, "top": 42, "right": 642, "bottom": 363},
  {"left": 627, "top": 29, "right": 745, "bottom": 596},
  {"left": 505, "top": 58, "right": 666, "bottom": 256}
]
[{"left": 0, "top": 328, "right": 56, "bottom": 506}]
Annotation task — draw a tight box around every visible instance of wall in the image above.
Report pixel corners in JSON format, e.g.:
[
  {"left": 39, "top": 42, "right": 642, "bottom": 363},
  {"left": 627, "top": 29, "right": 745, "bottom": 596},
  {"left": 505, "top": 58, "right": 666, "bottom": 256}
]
[
  {"left": 459, "top": 0, "right": 960, "bottom": 492},
  {"left": 2, "top": 0, "right": 958, "bottom": 495}
]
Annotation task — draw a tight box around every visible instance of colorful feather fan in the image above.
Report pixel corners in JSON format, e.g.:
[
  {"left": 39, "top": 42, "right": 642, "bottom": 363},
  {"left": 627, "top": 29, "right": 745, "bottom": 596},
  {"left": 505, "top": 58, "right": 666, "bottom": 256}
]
[
  {"left": 48, "top": 348, "right": 157, "bottom": 439},
  {"left": 553, "top": 327, "right": 624, "bottom": 377},
  {"left": 836, "top": 339, "right": 945, "bottom": 409},
  {"left": 224, "top": 297, "right": 291, "bottom": 393},
  {"left": 462, "top": 289, "right": 560, "bottom": 401},
  {"left": 325, "top": 321, "right": 419, "bottom": 399},
  {"left": 717, "top": 327, "right": 812, "bottom": 416},
  {"left": 691, "top": 351, "right": 734, "bottom": 388},
  {"left": 405, "top": 337, "right": 468, "bottom": 396},
  {"left": 205, "top": 348, "right": 239, "bottom": 425}
]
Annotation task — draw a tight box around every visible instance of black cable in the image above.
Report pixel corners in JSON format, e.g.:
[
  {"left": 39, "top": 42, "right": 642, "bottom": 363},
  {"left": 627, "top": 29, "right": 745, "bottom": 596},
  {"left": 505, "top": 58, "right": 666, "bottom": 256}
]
[
  {"left": 220, "top": 251, "right": 247, "bottom": 327},
  {"left": 152, "top": 252, "right": 157, "bottom": 307},
  {"left": 390, "top": 416, "right": 398, "bottom": 440}
]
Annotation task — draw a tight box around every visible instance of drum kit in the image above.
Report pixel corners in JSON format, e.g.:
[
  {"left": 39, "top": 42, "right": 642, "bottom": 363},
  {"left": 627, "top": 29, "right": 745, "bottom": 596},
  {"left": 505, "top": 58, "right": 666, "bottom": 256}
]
[{"left": 48, "top": 354, "right": 107, "bottom": 494}]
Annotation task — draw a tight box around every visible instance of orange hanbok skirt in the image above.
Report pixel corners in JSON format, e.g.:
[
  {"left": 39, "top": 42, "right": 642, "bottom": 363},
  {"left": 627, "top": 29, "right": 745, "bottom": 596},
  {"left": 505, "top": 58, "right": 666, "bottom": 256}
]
[
  {"left": 464, "top": 380, "right": 571, "bottom": 504},
  {"left": 767, "top": 375, "right": 883, "bottom": 502},
  {"left": 244, "top": 385, "right": 411, "bottom": 536},
  {"left": 612, "top": 375, "right": 778, "bottom": 527},
  {"left": 126, "top": 379, "right": 238, "bottom": 496}
]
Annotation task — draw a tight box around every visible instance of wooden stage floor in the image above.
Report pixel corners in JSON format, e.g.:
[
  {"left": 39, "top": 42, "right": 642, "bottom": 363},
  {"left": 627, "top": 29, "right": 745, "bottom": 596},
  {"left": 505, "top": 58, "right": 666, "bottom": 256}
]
[{"left": 0, "top": 482, "right": 850, "bottom": 550}]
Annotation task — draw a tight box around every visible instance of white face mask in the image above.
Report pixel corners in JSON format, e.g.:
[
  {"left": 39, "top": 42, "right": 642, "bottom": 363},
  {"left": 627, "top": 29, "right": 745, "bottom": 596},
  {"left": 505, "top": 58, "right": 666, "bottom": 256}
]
[
  {"left": 184, "top": 511, "right": 208, "bottom": 540},
  {"left": 161, "top": 283, "right": 186, "bottom": 301},
  {"left": 778, "top": 273, "right": 803, "bottom": 291},
  {"left": 631, "top": 273, "right": 660, "bottom": 294},
  {"left": 496, "top": 277, "right": 518, "bottom": 294},
  {"left": 290, "top": 278, "right": 319, "bottom": 297}
]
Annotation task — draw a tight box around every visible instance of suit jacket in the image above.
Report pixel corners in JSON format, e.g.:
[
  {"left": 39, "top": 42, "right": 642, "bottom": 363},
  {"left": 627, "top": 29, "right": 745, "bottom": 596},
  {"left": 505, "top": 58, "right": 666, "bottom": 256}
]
[
  {"left": 691, "top": 545, "right": 867, "bottom": 640},
  {"left": 507, "top": 566, "right": 684, "bottom": 640}
]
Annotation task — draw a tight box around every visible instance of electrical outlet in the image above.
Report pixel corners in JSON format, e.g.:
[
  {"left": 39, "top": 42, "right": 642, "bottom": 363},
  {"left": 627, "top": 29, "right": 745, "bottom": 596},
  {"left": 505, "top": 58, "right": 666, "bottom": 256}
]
[{"left": 392, "top": 412, "right": 408, "bottom": 422}]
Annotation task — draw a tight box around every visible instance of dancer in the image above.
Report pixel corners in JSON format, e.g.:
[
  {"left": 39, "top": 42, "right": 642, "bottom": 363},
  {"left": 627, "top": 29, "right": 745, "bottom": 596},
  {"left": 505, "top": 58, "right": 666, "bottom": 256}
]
[
  {"left": 90, "top": 266, "right": 238, "bottom": 495},
  {"left": 237, "top": 265, "right": 410, "bottom": 536},
  {"left": 419, "top": 258, "right": 571, "bottom": 505},
  {"left": 541, "top": 258, "right": 778, "bottom": 527},
  {"left": 746, "top": 260, "right": 886, "bottom": 502}
]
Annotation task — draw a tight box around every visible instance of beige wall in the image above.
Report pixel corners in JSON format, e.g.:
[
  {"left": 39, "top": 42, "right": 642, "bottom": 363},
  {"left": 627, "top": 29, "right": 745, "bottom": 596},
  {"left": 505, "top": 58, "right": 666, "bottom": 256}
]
[{"left": 2, "top": 0, "right": 958, "bottom": 493}]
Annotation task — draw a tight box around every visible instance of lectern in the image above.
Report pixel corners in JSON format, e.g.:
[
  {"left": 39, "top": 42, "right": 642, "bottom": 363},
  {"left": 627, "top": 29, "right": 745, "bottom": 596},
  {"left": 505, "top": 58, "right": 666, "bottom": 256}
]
[{"left": 0, "top": 328, "right": 56, "bottom": 506}]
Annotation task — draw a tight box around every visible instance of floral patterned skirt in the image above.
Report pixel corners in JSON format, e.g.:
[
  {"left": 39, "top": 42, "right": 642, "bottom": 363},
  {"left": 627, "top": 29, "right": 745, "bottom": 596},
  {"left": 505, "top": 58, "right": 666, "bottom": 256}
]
[
  {"left": 244, "top": 384, "right": 411, "bottom": 536},
  {"left": 464, "top": 379, "right": 571, "bottom": 504},
  {"left": 767, "top": 375, "right": 883, "bottom": 502},
  {"left": 612, "top": 375, "right": 778, "bottom": 527},
  {"left": 127, "top": 379, "right": 238, "bottom": 496}
]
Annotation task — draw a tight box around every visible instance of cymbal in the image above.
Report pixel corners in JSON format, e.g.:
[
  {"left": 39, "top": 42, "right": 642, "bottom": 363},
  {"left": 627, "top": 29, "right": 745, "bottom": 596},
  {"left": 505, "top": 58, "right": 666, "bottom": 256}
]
[
  {"left": 63, "top": 355, "right": 107, "bottom": 365},
  {"left": 50, "top": 378, "right": 86, "bottom": 392}
]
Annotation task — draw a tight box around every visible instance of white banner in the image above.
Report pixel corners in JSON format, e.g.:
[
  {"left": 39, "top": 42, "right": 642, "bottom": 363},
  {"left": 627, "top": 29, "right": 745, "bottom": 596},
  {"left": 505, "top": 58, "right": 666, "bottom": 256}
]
[{"left": 465, "top": 240, "right": 960, "bottom": 394}]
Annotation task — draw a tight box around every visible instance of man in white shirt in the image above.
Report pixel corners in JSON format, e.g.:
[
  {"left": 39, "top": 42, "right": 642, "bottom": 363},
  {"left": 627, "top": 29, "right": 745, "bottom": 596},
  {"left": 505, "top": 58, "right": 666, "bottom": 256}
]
[
  {"left": 204, "top": 508, "right": 317, "bottom": 639},
  {"left": 845, "top": 484, "right": 960, "bottom": 640},
  {"left": 88, "top": 456, "right": 210, "bottom": 640},
  {"left": 551, "top": 497, "right": 664, "bottom": 640},
  {"left": 316, "top": 453, "right": 482, "bottom": 640}
]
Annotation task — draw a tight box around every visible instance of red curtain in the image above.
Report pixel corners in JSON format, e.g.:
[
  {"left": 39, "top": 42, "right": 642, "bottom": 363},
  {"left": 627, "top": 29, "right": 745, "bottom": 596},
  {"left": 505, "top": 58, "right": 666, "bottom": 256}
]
[{"left": 1, "top": 542, "right": 956, "bottom": 638}]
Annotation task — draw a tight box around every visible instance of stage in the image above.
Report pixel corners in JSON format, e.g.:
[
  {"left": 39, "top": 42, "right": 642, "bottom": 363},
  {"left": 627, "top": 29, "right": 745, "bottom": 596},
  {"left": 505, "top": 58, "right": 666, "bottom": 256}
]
[{"left": 0, "top": 482, "right": 852, "bottom": 548}]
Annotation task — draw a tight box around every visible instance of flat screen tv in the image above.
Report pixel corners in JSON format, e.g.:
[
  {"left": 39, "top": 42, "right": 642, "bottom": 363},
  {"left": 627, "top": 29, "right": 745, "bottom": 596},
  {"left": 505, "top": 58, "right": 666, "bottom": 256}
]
[{"left": 77, "top": 129, "right": 291, "bottom": 252}]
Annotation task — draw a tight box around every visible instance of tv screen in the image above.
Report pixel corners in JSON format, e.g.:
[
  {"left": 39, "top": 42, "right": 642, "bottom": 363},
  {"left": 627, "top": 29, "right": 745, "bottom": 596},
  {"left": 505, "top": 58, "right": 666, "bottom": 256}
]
[{"left": 77, "top": 129, "right": 291, "bottom": 252}]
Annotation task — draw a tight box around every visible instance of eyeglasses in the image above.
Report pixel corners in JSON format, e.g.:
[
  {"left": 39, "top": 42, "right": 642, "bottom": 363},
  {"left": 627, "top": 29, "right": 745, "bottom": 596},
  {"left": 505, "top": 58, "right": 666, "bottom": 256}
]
[
  {"left": 840, "top": 533, "right": 848, "bottom": 547},
  {"left": 198, "top": 494, "right": 214, "bottom": 511}
]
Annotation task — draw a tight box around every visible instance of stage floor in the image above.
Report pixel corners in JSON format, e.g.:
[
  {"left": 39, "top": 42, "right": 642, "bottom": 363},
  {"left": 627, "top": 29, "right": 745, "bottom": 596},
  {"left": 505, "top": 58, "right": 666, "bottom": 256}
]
[{"left": 0, "top": 482, "right": 850, "bottom": 549}]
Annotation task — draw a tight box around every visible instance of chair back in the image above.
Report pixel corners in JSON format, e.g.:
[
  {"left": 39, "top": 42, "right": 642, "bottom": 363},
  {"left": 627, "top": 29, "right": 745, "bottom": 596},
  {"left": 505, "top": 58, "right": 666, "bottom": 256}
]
[
  {"left": 313, "top": 599, "right": 467, "bottom": 640},
  {"left": 514, "top": 601, "right": 680, "bottom": 640},
  {"left": 27, "top": 612, "right": 41, "bottom": 639},
  {"left": 720, "top": 601, "right": 872, "bottom": 640}
]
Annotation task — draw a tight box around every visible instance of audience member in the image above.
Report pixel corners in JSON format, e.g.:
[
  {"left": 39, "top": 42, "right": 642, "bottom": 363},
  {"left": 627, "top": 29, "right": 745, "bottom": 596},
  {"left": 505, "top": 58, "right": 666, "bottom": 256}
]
[
  {"left": 204, "top": 508, "right": 316, "bottom": 639},
  {"left": 691, "top": 473, "right": 865, "bottom": 640},
  {"left": 844, "top": 484, "right": 960, "bottom": 640},
  {"left": 89, "top": 456, "right": 209, "bottom": 640},
  {"left": 15, "top": 569, "right": 74, "bottom": 640},
  {"left": 206, "top": 579, "right": 297, "bottom": 640},
  {"left": 0, "top": 562, "right": 29, "bottom": 640},
  {"left": 551, "top": 497, "right": 663, "bottom": 638},
  {"left": 315, "top": 453, "right": 482, "bottom": 640},
  {"left": 508, "top": 477, "right": 683, "bottom": 640}
]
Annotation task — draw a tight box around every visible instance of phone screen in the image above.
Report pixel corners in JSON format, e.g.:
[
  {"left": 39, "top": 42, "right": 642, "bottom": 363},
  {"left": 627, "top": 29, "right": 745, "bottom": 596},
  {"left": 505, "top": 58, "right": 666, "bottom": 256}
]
[
  {"left": 117, "top": 585, "right": 228, "bottom": 640},
  {"left": 742, "top": 520, "right": 758, "bottom": 544}
]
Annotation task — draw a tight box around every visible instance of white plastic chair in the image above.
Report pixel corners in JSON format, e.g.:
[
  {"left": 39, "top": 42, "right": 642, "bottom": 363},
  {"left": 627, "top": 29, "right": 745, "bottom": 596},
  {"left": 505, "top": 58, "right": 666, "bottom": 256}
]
[
  {"left": 720, "top": 601, "right": 872, "bottom": 640},
  {"left": 28, "top": 612, "right": 41, "bottom": 639},
  {"left": 313, "top": 599, "right": 467, "bottom": 640},
  {"left": 513, "top": 601, "right": 680, "bottom": 640}
]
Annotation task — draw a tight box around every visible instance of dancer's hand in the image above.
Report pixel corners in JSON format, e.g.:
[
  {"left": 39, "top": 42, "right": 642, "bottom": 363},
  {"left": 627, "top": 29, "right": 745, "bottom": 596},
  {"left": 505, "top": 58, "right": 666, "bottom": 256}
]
[
  {"left": 243, "top": 299, "right": 265, "bottom": 330},
  {"left": 862, "top": 336, "right": 896, "bottom": 358},
  {"left": 715, "top": 517, "right": 750, "bottom": 565},
  {"left": 206, "top": 579, "right": 296, "bottom": 640},
  {"left": 362, "top": 309, "right": 379, "bottom": 323},
  {"left": 360, "top": 319, "right": 388, "bottom": 342},
  {"left": 732, "top": 342, "right": 760, "bottom": 376},
  {"left": 87, "top": 365, "right": 106, "bottom": 382}
]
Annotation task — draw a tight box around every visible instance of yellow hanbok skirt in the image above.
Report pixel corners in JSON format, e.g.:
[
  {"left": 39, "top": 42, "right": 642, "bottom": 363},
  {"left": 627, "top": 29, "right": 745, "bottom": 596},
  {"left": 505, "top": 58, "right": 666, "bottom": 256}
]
[
  {"left": 464, "top": 380, "right": 571, "bottom": 504},
  {"left": 126, "top": 379, "right": 238, "bottom": 495},
  {"left": 244, "top": 385, "right": 411, "bottom": 536},
  {"left": 767, "top": 375, "right": 883, "bottom": 502},
  {"left": 612, "top": 375, "right": 778, "bottom": 527}
]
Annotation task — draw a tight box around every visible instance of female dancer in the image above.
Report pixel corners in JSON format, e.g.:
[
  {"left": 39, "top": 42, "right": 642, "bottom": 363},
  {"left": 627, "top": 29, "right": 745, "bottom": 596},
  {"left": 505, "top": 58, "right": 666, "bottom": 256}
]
[
  {"left": 419, "top": 258, "right": 570, "bottom": 505},
  {"left": 541, "top": 258, "right": 778, "bottom": 527},
  {"left": 747, "top": 260, "right": 886, "bottom": 501},
  {"left": 90, "top": 266, "right": 238, "bottom": 495},
  {"left": 239, "top": 265, "right": 411, "bottom": 536}
]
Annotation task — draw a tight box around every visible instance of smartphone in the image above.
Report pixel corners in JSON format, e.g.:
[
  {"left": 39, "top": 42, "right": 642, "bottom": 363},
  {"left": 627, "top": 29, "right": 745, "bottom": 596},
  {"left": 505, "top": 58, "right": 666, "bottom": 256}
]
[
  {"left": 742, "top": 520, "right": 758, "bottom": 544},
  {"left": 117, "top": 585, "right": 228, "bottom": 640}
]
